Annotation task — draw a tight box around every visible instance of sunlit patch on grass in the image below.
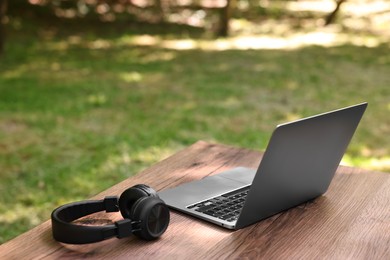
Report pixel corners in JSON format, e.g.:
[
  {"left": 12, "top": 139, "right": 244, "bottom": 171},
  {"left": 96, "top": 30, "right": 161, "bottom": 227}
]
[
  {"left": 2, "top": 67, "right": 24, "bottom": 79},
  {"left": 99, "top": 149, "right": 132, "bottom": 174},
  {"left": 0, "top": 204, "right": 42, "bottom": 226},
  {"left": 141, "top": 51, "right": 177, "bottom": 63},
  {"left": 90, "top": 144, "right": 177, "bottom": 182},
  {"left": 88, "top": 39, "right": 112, "bottom": 49},
  {"left": 284, "top": 113, "right": 302, "bottom": 122},
  {"left": 342, "top": 154, "right": 390, "bottom": 172},
  {"left": 87, "top": 93, "right": 107, "bottom": 106},
  {"left": 123, "top": 29, "right": 387, "bottom": 51},
  {"left": 132, "top": 146, "right": 175, "bottom": 164},
  {"left": 215, "top": 96, "right": 241, "bottom": 109},
  {"left": 121, "top": 34, "right": 159, "bottom": 46},
  {"left": 67, "top": 35, "right": 82, "bottom": 45},
  {"left": 366, "top": 157, "right": 390, "bottom": 171},
  {"left": 45, "top": 40, "right": 71, "bottom": 51},
  {"left": 119, "top": 72, "right": 143, "bottom": 83},
  {"left": 50, "top": 62, "right": 61, "bottom": 71},
  {"left": 43, "top": 37, "right": 112, "bottom": 51},
  {"left": 71, "top": 174, "right": 99, "bottom": 195},
  {"left": 341, "top": 154, "right": 355, "bottom": 167}
]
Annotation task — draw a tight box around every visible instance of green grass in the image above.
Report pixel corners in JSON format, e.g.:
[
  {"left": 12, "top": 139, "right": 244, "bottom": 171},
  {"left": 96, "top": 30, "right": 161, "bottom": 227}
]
[{"left": 1, "top": 17, "right": 390, "bottom": 244}]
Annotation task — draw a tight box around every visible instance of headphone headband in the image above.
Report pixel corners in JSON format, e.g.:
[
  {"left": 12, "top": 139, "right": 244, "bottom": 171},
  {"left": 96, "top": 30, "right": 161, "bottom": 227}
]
[
  {"left": 51, "top": 196, "right": 140, "bottom": 244},
  {"left": 51, "top": 185, "right": 170, "bottom": 244}
]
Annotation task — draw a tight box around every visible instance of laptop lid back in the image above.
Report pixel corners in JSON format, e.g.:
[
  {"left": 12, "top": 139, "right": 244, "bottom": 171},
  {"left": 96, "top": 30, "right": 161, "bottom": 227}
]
[{"left": 236, "top": 102, "right": 367, "bottom": 229}]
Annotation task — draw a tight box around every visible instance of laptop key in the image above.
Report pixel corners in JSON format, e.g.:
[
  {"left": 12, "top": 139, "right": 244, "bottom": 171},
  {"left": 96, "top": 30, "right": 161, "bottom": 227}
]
[
  {"left": 195, "top": 204, "right": 214, "bottom": 212},
  {"left": 190, "top": 186, "right": 249, "bottom": 220},
  {"left": 220, "top": 214, "right": 236, "bottom": 220},
  {"left": 221, "top": 186, "right": 250, "bottom": 198},
  {"left": 207, "top": 211, "right": 224, "bottom": 218},
  {"left": 226, "top": 217, "right": 238, "bottom": 222}
]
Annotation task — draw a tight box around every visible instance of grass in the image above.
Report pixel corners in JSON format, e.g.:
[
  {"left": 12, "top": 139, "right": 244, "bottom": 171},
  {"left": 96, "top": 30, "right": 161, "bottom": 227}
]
[{"left": 0, "top": 14, "right": 390, "bottom": 244}]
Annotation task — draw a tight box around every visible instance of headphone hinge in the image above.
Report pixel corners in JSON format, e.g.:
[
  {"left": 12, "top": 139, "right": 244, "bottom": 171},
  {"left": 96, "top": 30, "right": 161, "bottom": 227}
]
[
  {"left": 115, "top": 219, "right": 135, "bottom": 238},
  {"left": 104, "top": 196, "right": 119, "bottom": 212}
]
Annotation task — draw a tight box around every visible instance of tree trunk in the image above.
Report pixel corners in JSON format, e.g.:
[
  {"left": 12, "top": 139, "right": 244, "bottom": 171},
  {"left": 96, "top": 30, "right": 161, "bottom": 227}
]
[
  {"left": 0, "top": 0, "right": 7, "bottom": 56},
  {"left": 155, "top": 0, "right": 165, "bottom": 22},
  {"left": 217, "top": 0, "right": 235, "bottom": 37},
  {"left": 325, "top": 0, "right": 346, "bottom": 26}
]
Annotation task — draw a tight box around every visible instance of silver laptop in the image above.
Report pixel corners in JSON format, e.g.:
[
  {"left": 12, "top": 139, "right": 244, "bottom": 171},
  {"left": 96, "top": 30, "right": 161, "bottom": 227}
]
[{"left": 159, "top": 103, "right": 367, "bottom": 229}]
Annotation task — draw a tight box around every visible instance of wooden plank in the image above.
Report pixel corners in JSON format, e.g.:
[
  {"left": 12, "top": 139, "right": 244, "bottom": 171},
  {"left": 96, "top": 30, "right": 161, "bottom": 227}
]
[{"left": 0, "top": 141, "right": 389, "bottom": 259}]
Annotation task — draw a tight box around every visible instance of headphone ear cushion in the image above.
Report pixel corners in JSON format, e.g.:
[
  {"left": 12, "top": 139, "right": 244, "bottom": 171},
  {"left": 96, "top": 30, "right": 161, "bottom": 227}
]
[
  {"left": 118, "top": 184, "right": 159, "bottom": 219},
  {"left": 118, "top": 186, "right": 149, "bottom": 219},
  {"left": 130, "top": 197, "right": 170, "bottom": 240}
]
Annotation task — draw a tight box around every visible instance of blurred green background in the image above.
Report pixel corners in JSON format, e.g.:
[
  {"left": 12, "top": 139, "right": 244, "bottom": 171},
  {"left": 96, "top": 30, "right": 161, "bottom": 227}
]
[{"left": 1, "top": 0, "right": 390, "bottom": 243}]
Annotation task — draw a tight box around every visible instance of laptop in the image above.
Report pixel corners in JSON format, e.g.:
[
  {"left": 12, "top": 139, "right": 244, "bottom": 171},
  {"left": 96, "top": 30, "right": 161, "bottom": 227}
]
[{"left": 158, "top": 103, "right": 367, "bottom": 229}]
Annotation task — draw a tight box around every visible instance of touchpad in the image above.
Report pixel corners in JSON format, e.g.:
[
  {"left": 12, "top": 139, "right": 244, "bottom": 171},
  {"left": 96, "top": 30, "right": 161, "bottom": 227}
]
[{"left": 158, "top": 167, "right": 256, "bottom": 208}]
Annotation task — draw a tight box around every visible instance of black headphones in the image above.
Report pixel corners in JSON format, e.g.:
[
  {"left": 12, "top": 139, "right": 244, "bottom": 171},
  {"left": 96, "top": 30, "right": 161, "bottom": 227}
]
[{"left": 51, "top": 184, "right": 170, "bottom": 244}]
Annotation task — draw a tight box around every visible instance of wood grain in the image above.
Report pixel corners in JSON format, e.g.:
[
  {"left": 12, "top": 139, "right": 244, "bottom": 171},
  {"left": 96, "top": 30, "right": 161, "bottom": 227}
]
[{"left": 0, "top": 141, "right": 389, "bottom": 259}]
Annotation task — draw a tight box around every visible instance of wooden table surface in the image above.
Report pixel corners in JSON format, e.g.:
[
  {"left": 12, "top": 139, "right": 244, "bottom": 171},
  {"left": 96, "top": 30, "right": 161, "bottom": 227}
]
[{"left": 1, "top": 141, "right": 390, "bottom": 259}]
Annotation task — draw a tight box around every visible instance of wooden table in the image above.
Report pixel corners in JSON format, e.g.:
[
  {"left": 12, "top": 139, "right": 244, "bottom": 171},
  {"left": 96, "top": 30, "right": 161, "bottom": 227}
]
[{"left": 1, "top": 141, "right": 390, "bottom": 259}]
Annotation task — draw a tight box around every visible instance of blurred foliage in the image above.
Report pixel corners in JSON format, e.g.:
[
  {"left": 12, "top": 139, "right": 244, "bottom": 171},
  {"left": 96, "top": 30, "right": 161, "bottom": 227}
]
[
  {"left": 8, "top": 0, "right": 227, "bottom": 30},
  {"left": 5, "top": 0, "right": 390, "bottom": 38}
]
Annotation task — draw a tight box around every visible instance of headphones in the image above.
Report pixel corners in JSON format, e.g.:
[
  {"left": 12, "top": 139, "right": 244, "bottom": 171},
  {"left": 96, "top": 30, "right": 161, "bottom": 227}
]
[{"left": 51, "top": 184, "right": 170, "bottom": 244}]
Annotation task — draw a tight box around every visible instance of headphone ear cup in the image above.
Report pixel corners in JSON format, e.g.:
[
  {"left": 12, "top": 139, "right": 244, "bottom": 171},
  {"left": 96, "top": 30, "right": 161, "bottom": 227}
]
[
  {"left": 118, "top": 184, "right": 160, "bottom": 218},
  {"left": 132, "top": 184, "right": 159, "bottom": 198},
  {"left": 130, "top": 197, "right": 170, "bottom": 240},
  {"left": 118, "top": 186, "right": 148, "bottom": 219}
]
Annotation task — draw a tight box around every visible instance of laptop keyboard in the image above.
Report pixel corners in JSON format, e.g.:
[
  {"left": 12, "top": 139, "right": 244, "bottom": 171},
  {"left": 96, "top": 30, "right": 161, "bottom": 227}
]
[{"left": 187, "top": 186, "right": 250, "bottom": 222}]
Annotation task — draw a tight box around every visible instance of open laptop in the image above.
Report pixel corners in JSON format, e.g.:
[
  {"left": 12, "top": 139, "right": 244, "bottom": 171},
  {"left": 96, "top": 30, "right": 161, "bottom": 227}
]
[{"left": 159, "top": 103, "right": 367, "bottom": 229}]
